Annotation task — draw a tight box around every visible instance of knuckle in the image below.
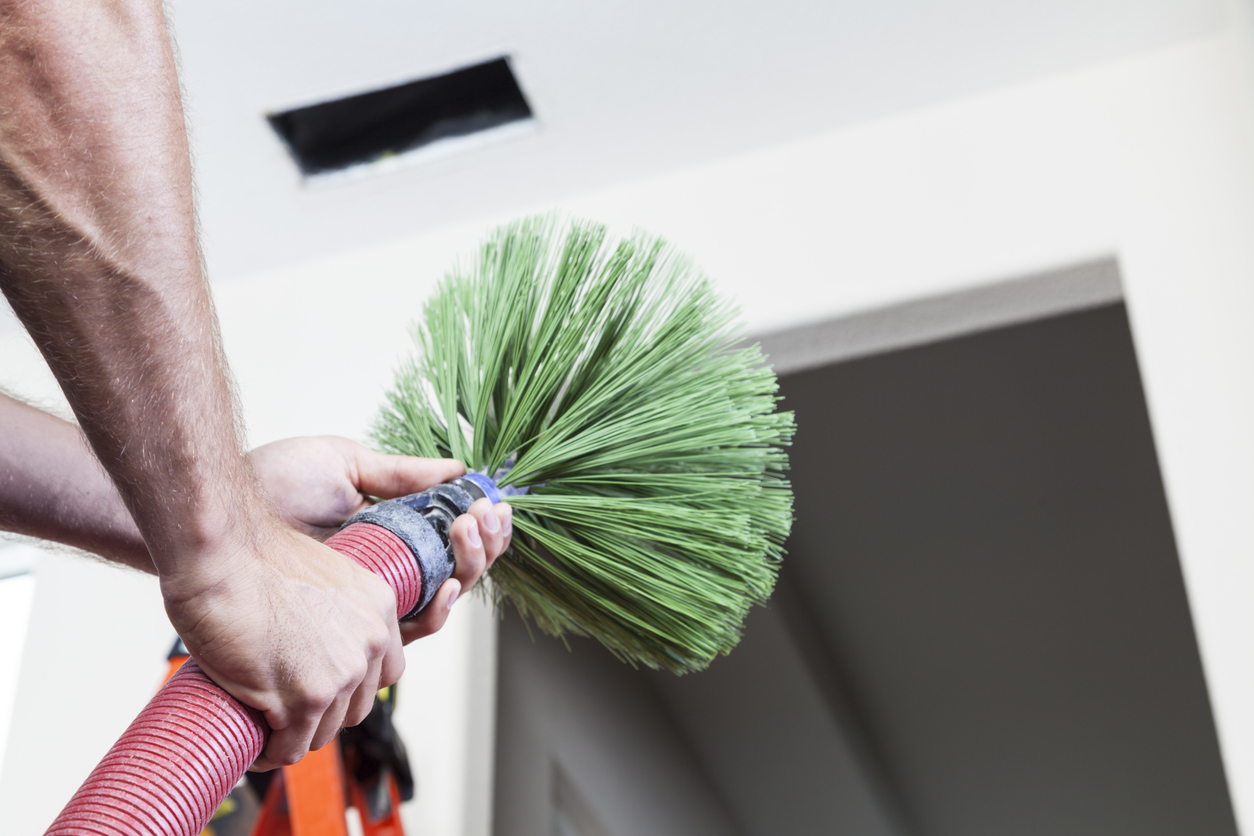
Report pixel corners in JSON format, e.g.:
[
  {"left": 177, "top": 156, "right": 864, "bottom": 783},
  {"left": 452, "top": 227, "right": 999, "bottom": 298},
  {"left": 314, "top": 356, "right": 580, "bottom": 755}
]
[
  {"left": 273, "top": 746, "right": 305, "bottom": 766},
  {"left": 365, "top": 633, "right": 386, "bottom": 659},
  {"left": 300, "top": 687, "right": 337, "bottom": 714},
  {"left": 344, "top": 661, "right": 370, "bottom": 690},
  {"left": 458, "top": 514, "right": 481, "bottom": 539},
  {"left": 382, "top": 655, "right": 406, "bottom": 686},
  {"left": 366, "top": 621, "right": 390, "bottom": 649}
]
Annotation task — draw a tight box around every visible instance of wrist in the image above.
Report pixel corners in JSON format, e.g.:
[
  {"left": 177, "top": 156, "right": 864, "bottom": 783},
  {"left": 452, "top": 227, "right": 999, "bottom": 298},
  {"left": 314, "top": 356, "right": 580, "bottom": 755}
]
[{"left": 148, "top": 489, "right": 287, "bottom": 599}]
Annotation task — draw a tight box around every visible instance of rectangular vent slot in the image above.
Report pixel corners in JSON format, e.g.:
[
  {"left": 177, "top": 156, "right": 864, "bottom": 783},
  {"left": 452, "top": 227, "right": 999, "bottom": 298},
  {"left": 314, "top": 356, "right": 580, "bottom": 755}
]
[{"left": 268, "top": 56, "right": 532, "bottom": 176}]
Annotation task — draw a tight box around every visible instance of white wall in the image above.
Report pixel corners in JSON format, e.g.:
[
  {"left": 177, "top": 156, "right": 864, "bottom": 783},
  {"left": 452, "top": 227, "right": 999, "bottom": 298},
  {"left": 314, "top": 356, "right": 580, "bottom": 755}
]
[
  {"left": 0, "top": 555, "right": 36, "bottom": 789},
  {"left": 4, "top": 4, "right": 1254, "bottom": 831}
]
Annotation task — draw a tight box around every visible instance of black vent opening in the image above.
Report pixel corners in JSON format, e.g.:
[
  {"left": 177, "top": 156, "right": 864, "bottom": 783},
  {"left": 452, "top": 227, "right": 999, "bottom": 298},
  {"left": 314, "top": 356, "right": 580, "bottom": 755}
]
[{"left": 268, "top": 57, "right": 532, "bottom": 176}]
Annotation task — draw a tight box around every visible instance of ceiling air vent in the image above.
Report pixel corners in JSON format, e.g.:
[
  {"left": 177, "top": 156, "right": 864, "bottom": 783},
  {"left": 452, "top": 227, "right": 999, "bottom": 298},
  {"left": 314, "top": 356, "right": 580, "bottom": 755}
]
[{"left": 268, "top": 56, "right": 532, "bottom": 177}]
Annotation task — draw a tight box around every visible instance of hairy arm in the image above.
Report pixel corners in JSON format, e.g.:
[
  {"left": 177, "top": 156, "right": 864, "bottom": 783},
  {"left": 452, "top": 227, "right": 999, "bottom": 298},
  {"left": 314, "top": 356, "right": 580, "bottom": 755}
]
[
  {"left": 0, "top": 1, "right": 479, "bottom": 769},
  {"left": 0, "top": 392, "right": 512, "bottom": 644},
  {"left": 0, "top": 392, "right": 150, "bottom": 570},
  {"left": 0, "top": 0, "right": 250, "bottom": 581}
]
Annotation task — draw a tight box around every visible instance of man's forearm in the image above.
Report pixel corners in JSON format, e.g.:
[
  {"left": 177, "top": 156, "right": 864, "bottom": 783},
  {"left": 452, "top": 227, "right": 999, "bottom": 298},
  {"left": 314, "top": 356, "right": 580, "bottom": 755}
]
[
  {"left": 0, "top": 393, "right": 151, "bottom": 570},
  {"left": 0, "top": 0, "right": 269, "bottom": 575},
  {"left": 0, "top": 2, "right": 438, "bottom": 768}
]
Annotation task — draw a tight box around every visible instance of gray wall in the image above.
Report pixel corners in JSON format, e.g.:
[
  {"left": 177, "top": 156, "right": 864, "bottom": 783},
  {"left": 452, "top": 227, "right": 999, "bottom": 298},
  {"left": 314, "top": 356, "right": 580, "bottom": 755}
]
[
  {"left": 492, "top": 612, "right": 743, "bottom": 836},
  {"left": 773, "top": 302, "right": 1235, "bottom": 836}
]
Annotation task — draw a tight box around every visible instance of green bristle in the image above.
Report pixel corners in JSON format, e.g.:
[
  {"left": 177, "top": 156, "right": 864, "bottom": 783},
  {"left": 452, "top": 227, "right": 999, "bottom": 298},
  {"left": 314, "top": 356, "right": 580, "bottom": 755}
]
[{"left": 371, "top": 215, "right": 795, "bottom": 674}]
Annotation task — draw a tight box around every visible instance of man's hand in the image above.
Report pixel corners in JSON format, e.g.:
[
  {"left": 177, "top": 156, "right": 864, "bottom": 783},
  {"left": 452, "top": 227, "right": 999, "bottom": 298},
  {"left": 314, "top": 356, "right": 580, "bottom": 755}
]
[
  {"left": 165, "top": 437, "right": 512, "bottom": 771},
  {"left": 248, "top": 436, "right": 514, "bottom": 644},
  {"left": 161, "top": 523, "right": 405, "bottom": 771}
]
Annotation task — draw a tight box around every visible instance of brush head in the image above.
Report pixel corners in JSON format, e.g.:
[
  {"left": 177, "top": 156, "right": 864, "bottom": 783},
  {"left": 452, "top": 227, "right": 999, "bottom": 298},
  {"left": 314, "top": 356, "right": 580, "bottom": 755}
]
[{"left": 372, "top": 216, "right": 795, "bottom": 673}]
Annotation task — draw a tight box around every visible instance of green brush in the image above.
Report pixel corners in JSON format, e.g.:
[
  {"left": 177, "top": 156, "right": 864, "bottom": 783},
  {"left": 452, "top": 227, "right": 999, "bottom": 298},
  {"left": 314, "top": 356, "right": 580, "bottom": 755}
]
[{"left": 372, "top": 216, "right": 794, "bottom": 674}]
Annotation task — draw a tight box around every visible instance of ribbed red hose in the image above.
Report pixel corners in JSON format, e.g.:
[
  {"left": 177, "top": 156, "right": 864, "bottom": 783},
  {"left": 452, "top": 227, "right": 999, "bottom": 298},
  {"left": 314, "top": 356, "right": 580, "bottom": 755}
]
[{"left": 45, "top": 523, "right": 422, "bottom": 836}]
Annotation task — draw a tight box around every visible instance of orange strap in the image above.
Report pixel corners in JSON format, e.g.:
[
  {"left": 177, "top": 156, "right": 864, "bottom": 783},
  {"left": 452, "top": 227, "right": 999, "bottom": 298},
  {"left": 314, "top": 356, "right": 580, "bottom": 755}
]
[{"left": 349, "top": 769, "right": 405, "bottom": 836}]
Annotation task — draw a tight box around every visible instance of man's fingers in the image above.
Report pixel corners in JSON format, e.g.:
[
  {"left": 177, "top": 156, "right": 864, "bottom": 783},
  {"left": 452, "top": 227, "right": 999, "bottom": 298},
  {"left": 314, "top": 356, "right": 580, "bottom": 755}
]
[
  {"left": 459, "top": 499, "right": 513, "bottom": 586},
  {"left": 344, "top": 622, "right": 404, "bottom": 728},
  {"left": 395, "top": 501, "right": 513, "bottom": 644},
  {"left": 256, "top": 706, "right": 323, "bottom": 771},
  {"left": 463, "top": 499, "right": 511, "bottom": 575},
  {"left": 352, "top": 445, "right": 465, "bottom": 499},
  {"left": 399, "top": 579, "right": 460, "bottom": 644},
  {"left": 343, "top": 656, "right": 384, "bottom": 732},
  {"left": 490, "top": 503, "right": 512, "bottom": 570},
  {"left": 310, "top": 691, "right": 354, "bottom": 753},
  {"left": 380, "top": 619, "right": 406, "bottom": 686},
  {"left": 451, "top": 505, "right": 490, "bottom": 588}
]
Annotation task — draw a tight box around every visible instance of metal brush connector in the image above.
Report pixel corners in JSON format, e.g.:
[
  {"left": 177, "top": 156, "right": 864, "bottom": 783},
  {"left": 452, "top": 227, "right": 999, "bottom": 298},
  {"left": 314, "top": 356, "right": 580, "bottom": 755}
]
[{"left": 342, "top": 472, "right": 521, "bottom": 617}]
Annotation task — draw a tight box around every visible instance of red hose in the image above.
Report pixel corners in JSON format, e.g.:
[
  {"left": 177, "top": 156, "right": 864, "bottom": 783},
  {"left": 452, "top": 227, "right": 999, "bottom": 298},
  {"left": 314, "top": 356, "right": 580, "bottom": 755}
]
[{"left": 45, "top": 523, "right": 423, "bottom": 836}]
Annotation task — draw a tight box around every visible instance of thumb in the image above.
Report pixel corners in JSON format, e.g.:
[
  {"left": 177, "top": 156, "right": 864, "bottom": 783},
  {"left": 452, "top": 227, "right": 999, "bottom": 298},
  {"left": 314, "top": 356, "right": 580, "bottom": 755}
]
[{"left": 355, "top": 448, "right": 466, "bottom": 499}]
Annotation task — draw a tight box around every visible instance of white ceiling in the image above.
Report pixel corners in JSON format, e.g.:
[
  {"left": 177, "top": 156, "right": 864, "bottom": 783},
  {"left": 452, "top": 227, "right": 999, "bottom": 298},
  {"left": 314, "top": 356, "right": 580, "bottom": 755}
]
[
  {"left": 167, "top": 0, "right": 1223, "bottom": 284},
  {"left": 0, "top": 0, "right": 1226, "bottom": 344}
]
